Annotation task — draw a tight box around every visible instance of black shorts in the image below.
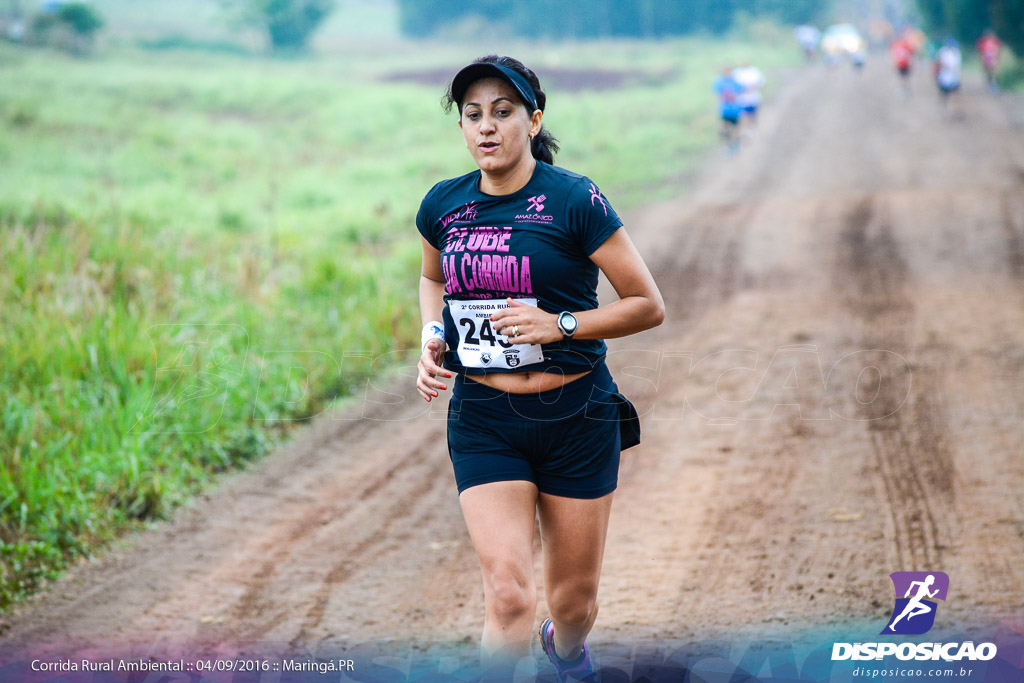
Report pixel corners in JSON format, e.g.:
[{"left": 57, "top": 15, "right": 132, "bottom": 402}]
[{"left": 447, "top": 362, "right": 640, "bottom": 499}]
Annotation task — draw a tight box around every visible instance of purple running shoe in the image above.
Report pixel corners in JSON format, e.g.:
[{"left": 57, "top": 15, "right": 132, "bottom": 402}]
[{"left": 538, "top": 618, "right": 598, "bottom": 682}]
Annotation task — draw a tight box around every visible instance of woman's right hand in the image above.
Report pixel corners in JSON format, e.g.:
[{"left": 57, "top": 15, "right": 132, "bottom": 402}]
[{"left": 417, "top": 338, "right": 452, "bottom": 402}]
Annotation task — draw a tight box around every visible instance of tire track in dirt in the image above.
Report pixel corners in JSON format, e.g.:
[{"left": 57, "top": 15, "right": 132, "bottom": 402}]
[
  {"left": 224, "top": 441, "right": 441, "bottom": 646},
  {"left": 593, "top": 197, "right": 758, "bottom": 639},
  {"left": 649, "top": 202, "right": 753, "bottom": 325},
  {"left": 177, "top": 438, "right": 445, "bottom": 648},
  {"left": 868, "top": 174, "right": 1024, "bottom": 626},
  {"left": 608, "top": 199, "right": 755, "bottom": 490},
  {"left": 832, "top": 196, "right": 956, "bottom": 573},
  {"left": 228, "top": 428, "right": 465, "bottom": 649}
]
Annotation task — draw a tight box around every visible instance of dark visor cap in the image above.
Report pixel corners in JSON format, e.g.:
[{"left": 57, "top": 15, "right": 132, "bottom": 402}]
[{"left": 451, "top": 63, "right": 540, "bottom": 114}]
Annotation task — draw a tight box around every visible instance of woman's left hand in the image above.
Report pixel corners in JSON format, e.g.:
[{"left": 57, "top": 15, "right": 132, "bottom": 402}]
[{"left": 490, "top": 298, "right": 563, "bottom": 345}]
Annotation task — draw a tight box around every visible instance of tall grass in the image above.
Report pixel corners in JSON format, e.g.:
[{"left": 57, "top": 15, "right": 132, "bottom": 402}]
[{"left": 0, "top": 29, "right": 799, "bottom": 608}]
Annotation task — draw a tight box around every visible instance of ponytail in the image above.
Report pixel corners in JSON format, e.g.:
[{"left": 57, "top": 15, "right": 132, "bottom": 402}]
[{"left": 531, "top": 127, "right": 559, "bottom": 164}]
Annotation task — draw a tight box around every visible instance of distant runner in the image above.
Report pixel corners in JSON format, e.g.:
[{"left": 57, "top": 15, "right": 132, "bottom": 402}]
[
  {"left": 732, "top": 62, "right": 766, "bottom": 136},
  {"left": 976, "top": 29, "right": 1002, "bottom": 93},
  {"left": 890, "top": 31, "right": 917, "bottom": 96},
  {"left": 713, "top": 66, "right": 743, "bottom": 155},
  {"left": 796, "top": 24, "right": 821, "bottom": 61},
  {"left": 851, "top": 46, "right": 867, "bottom": 71},
  {"left": 934, "top": 38, "right": 962, "bottom": 116}
]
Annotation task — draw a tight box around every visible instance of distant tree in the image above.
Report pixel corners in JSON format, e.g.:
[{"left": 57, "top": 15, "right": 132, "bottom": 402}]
[
  {"left": 645, "top": 2, "right": 695, "bottom": 37},
  {"left": 989, "top": 0, "right": 1024, "bottom": 55},
  {"left": 397, "top": 0, "right": 832, "bottom": 39},
  {"left": 29, "top": 2, "right": 103, "bottom": 55},
  {"left": 225, "top": 0, "right": 335, "bottom": 52},
  {"left": 915, "top": 0, "right": 991, "bottom": 42},
  {"left": 744, "top": 0, "right": 828, "bottom": 25},
  {"left": 396, "top": 0, "right": 437, "bottom": 37},
  {"left": 944, "top": 0, "right": 992, "bottom": 41},
  {"left": 509, "top": 0, "right": 564, "bottom": 39},
  {"left": 915, "top": 0, "right": 946, "bottom": 32},
  {"left": 55, "top": 2, "right": 104, "bottom": 36},
  {"left": 690, "top": 0, "right": 738, "bottom": 34}
]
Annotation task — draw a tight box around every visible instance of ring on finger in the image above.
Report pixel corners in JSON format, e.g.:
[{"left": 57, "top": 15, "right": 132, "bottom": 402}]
[{"left": 511, "top": 325, "right": 520, "bottom": 337}]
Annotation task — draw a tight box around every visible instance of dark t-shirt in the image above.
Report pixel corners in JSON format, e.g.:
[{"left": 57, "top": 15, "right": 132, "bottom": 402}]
[{"left": 416, "top": 161, "right": 623, "bottom": 375}]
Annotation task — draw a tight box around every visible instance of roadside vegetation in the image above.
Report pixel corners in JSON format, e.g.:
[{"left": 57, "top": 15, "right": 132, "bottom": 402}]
[
  {"left": 0, "top": 22, "right": 800, "bottom": 608},
  {"left": 998, "top": 49, "right": 1024, "bottom": 90}
]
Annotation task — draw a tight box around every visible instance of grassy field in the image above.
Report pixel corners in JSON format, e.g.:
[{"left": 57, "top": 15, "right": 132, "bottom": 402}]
[
  {"left": 997, "top": 48, "right": 1024, "bottom": 90},
  {"left": 0, "top": 9, "right": 801, "bottom": 608}
]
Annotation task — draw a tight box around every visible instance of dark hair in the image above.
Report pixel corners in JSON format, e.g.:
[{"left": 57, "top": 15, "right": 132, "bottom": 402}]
[{"left": 443, "top": 54, "right": 560, "bottom": 164}]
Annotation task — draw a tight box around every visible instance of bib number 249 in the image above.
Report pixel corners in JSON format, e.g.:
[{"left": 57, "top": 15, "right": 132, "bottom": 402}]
[
  {"left": 457, "top": 317, "right": 512, "bottom": 348},
  {"left": 448, "top": 298, "right": 544, "bottom": 370}
]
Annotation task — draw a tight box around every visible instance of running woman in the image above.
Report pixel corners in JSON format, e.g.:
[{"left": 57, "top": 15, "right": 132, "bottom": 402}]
[
  {"left": 415, "top": 55, "right": 664, "bottom": 680},
  {"left": 976, "top": 29, "right": 1002, "bottom": 93}
]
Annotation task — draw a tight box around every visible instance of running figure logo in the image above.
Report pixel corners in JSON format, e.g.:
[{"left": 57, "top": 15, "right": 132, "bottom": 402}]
[
  {"left": 527, "top": 195, "right": 546, "bottom": 212},
  {"left": 882, "top": 572, "right": 949, "bottom": 635}
]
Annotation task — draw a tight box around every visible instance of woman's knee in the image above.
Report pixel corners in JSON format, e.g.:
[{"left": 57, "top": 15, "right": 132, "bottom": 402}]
[
  {"left": 547, "top": 580, "right": 598, "bottom": 627},
  {"left": 484, "top": 564, "right": 536, "bottom": 622}
]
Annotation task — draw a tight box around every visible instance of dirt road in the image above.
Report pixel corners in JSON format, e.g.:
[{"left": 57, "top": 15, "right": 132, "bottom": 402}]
[{"left": 4, "top": 58, "right": 1024, "bottom": 665}]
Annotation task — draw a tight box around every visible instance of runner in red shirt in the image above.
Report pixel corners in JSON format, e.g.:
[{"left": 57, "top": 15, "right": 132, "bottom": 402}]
[
  {"left": 976, "top": 29, "right": 1002, "bottom": 92},
  {"left": 890, "top": 34, "right": 916, "bottom": 96}
]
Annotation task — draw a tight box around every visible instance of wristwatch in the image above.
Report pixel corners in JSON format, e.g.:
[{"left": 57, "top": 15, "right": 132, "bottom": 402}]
[{"left": 556, "top": 311, "right": 578, "bottom": 339}]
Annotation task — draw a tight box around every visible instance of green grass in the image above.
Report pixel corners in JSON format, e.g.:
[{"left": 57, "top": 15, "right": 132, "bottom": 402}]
[
  {"left": 0, "top": 26, "right": 800, "bottom": 608},
  {"left": 996, "top": 48, "right": 1024, "bottom": 91}
]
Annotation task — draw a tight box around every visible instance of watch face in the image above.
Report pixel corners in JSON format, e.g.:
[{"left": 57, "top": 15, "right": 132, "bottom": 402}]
[{"left": 560, "top": 313, "right": 578, "bottom": 334}]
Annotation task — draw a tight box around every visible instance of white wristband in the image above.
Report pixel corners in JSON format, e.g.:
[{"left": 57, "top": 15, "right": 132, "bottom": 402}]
[{"left": 421, "top": 321, "right": 445, "bottom": 352}]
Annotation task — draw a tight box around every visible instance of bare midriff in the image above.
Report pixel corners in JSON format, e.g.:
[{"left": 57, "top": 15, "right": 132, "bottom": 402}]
[{"left": 464, "top": 369, "right": 592, "bottom": 394}]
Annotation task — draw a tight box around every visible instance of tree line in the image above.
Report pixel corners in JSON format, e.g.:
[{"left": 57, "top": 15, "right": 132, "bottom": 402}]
[
  {"left": 8, "top": 0, "right": 337, "bottom": 53},
  {"left": 914, "top": 0, "right": 1024, "bottom": 55},
  {"left": 397, "top": 0, "right": 829, "bottom": 39}
]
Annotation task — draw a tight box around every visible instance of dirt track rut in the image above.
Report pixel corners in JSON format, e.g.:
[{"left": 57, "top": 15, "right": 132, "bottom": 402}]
[{"left": 4, "top": 57, "right": 1024, "bottom": 658}]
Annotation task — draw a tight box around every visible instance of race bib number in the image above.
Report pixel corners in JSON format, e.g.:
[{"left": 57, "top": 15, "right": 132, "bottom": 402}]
[{"left": 448, "top": 298, "right": 544, "bottom": 370}]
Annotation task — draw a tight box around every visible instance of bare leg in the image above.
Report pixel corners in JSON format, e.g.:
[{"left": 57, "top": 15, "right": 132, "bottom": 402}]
[
  {"left": 906, "top": 603, "right": 932, "bottom": 621},
  {"left": 460, "top": 481, "right": 540, "bottom": 663},
  {"left": 538, "top": 491, "right": 615, "bottom": 661},
  {"left": 890, "top": 599, "right": 927, "bottom": 630}
]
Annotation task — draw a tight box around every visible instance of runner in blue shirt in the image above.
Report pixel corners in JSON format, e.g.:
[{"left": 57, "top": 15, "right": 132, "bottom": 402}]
[
  {"left": 713, "top": 66, "right": 743, "bottom": 154},
  {"left": 416, "top": 55, "right": 664, "bottom": 680}
]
